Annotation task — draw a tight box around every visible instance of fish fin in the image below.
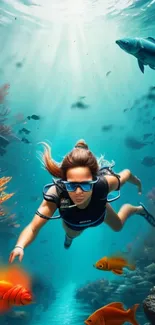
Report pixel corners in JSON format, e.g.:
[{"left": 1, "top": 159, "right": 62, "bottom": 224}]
[
  {"left": 112, "top": 269, "right": 123, "bottom": 275},
  {"left": 127, "top": 304, "right": 140, "bottom": 325},
  {"left": 0, "top": 265, "right": 32, "bottom": 290},
  {"left": 127, "top": 263, "right": 136, "bottom": 271},
  {"left": 0, "top": 299, "right": 11, "bottom": 313},
  {"left": 149, "top": 65, "right": 155, "bottom": 70},
  {"left": 105, "top": 302, "right": 125, "bottom": 310},
  {"left": 138, "top": 59, "right": 144, "bottom": 73},
  {"left": 146, "top": 37, "right": 155, "bottom": 43}
]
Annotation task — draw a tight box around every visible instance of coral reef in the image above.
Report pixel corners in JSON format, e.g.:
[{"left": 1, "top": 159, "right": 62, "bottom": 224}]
[
  {"left": 75, "top": 230, "right": 155, "bottom": 324},
  {"left": 0, "top": 83, "right": 20, "bottom": 156},
  {"left": 143, "top": 287, "right": 155, "bottom": 325}
]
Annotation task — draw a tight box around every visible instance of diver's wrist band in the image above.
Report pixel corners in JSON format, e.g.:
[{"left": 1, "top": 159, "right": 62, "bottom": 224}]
[{"left": 15, "top": 245, "right": 24, "bottom": 250}]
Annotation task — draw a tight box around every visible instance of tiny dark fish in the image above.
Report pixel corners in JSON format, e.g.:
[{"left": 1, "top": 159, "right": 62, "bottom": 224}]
[
  {"left": 102, "top": 124, "right": 113, "bottom": 131},
  {"left": 125, "top": 136, "right": 147, "bottom": 150},
  {"left": 71, "top": 101, "right": 89, "bottom": 109},
  {"left": 79, "top": 96, "right": 86, "bottom": 100},
  {"left": 27, "top": 115, "right": 40, "bottom": 120},
  {"left": 0, "top": 135, "right": 10, "bottom": 147},
  {"left": 40, "top": 239, "right": 48, "bottom": 244},
  {"left": 143, "top": 133, "right": 152, "bottom": 140},
  {"left": 21, "top": 137, "right": 31, "bottom": 144},
  {"left": 123, "top": 108, "right": 128, "bottom": 113},
  {"left": 19, "top": 128, "right": 31, "bottom": 134},
  {"left": 16, "top": 62, "right": 23, "bottom": 68},
  {"left": 149, "top": 86, "right": 155, "bottom": 92},
  {"left": 106, "top": 71, "right": 111, "bottom": 77},
  {"left": 141, "top": 156, "right": 155, "bottom": 167},
  {"left": 147, "top": 93, "right": 155, "bottom": 101}
]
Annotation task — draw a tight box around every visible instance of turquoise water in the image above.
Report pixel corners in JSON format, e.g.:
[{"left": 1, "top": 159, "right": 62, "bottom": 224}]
[{"left": 0, "top": 1, "right": 155, "bottom": 324}]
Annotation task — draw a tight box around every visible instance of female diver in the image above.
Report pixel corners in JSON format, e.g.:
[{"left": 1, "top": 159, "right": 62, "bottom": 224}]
[{"left": 9, "top": 139, "right": 155, "bottom": 262}]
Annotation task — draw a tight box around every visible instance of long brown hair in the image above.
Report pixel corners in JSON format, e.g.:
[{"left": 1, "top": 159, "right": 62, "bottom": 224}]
[{"left": 39, "top": 139, "right": 99, "bottom": 180}]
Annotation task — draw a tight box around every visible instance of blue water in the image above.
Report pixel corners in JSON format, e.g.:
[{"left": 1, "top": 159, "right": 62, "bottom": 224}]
[{"left": 0, "top": 0, "right": 155, "bottom": 324}]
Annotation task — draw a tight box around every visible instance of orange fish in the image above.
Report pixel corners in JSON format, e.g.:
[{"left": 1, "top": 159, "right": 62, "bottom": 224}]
[
  {"left": 84, "top": 302, "right": 139, "bottom": 325},
  {"left": 0, "top": 264, "right": 33, "bottom": 313},
  {"left": 93, "top": 255, "right": 136, "bottom": 275}
]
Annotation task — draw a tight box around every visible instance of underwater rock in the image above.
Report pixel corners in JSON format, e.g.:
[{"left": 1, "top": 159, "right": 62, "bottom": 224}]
[
  {"left": 144, "top": 263, "right": 155, "bottom": 274},
  {"left": 143, "top": 288, "right": 155, "bottom": 325}
]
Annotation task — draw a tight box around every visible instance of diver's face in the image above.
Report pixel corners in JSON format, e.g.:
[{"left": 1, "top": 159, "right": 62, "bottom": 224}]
[{"left": 66, "top": 167, "right": 93, "bottom": 206}]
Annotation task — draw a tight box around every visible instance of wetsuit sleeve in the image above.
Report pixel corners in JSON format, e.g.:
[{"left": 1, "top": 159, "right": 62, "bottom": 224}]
[
  {"left": 98, "top": 169, "right": 120, "bottom": 191},
  {"left": 43, "top": 183, "right": 61, "bottom": 207},
  {"left": 99, "top": 176, "right": 109, "bottom": 197}
]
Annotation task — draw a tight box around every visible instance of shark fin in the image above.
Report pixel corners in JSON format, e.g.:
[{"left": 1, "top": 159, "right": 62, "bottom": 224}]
[
  {"left": 146, "top": 37, "right": 155, "bottom": 43},
  {"left": 149, "top": 65, "right": 155, "bottom": 70},
  {"left": 138, "top": 59, "right": 144, "bottom": 73}
]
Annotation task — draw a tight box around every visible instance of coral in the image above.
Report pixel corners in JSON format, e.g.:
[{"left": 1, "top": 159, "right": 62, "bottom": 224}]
[{"left": 143, "top": 287, "right": 155, "bottom": 325}]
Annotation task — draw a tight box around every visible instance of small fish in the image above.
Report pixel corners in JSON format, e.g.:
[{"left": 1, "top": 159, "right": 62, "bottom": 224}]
[
  {"left": 27, "top": 115, "right": 40, "bottom": 120},
  {"left": 16, "top": 62, "right": 23, "bottom": 68},
  {"left": 0, "top": 264, "right": 33, "bottom": 313},
  {"left": 106, "top": 71, "right": 111, "bottom": 77},
  {"left": 125, "top": 136, "right": 148, "bottom": 149},
  {"left": 93, "top": 255, "right": 136, "bottom": 275},
  {"left": 102, "top": 124, "right": 113, "bottom": 131},
  {"left": 141, "top": 156, "right": 155, "bottom": 167},
  {"left": 21, "top": 137, "right": 31, "bottom": 144},
  {"left": 79, "top": 96, "right": 86, "bottom": 100},
  {"left": 71, "top": 101, "right": 89, "bottom": 109},
  {"left": 19, "top": 128, "right": 31, "bottom": 135},
  {"left": 84, "top": 302, "right": 140, "bottom": 325}
]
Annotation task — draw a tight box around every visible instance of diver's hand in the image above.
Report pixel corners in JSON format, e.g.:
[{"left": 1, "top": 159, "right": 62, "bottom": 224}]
[
  {"left": 9, "top": 246, "right": 24, "bottom": 263},
  {"left": 136, "top": 177, "right": 142, "bottom": 195}
]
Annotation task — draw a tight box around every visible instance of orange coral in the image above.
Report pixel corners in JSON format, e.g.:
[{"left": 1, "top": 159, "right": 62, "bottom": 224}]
[{"left": 0, "top": 177, "right": 14, "bottom": 205}]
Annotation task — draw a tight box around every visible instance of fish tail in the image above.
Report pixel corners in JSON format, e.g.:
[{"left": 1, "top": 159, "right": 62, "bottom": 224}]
[
  {"left": 128, "top": 263, "right": 136, "bottom": 271},
  {"left": 127, "top": 303, "right": 140, "bottom": 325},
  {"left": 27, "top": 116, "right": 30, "bottom": 120}
]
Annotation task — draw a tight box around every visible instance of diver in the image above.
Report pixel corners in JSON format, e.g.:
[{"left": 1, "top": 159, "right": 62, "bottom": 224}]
[{"left": 9, "top": 139, "right": 155, "bottom": 262}]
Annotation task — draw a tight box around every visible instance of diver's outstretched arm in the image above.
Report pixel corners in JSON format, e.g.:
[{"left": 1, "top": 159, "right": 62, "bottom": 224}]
[{"left": 104, "top": 169, "right": 142, "bottom": 194}]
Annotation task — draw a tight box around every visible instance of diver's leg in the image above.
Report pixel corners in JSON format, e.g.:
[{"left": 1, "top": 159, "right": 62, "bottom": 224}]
[
  {"left": 104, "top": 169, "right": 142, "bottom": 194},
  {"left": 104, "top": 203, "right": 144, "bottom": 231},
  {"left": 62, "top": 221, "right": 83, "bottom": 248}
]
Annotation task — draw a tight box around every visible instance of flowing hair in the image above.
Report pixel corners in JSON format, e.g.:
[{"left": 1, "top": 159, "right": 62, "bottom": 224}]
[{"left": 38, "top": 139, "right": 114, "bottom": 180}]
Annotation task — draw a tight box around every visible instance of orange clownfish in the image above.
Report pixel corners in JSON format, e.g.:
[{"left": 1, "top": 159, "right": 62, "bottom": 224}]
[
  {"left": 93, "top": 255, "right": 136, "bottom": 275},
  {"left": 0, "top": 264, "right": 33, "bottom": 313},
  {"left": 84, "top": 302, "right": 140, "bottom": 325}
]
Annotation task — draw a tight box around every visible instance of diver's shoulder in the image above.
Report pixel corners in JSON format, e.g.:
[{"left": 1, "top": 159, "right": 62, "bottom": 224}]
[{"left": 94, "top": 175, "right": 109, "bottom": 196}]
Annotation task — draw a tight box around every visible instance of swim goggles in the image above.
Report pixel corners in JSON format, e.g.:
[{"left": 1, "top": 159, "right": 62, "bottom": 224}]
[{"left": 61, "top": 176, "right": 99, "bottom": 192}]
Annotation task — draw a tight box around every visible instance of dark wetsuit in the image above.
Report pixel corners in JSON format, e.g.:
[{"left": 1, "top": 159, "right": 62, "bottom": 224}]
[
  {"left": 36, "top": 168, "right": 120, "bottom": 231},
  {"left": 40, "top": 175, "right": 109, "bottom": 231}
]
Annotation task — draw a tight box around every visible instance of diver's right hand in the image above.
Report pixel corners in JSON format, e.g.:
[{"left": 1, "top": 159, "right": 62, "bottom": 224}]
[{"left": 9, "top": 246, "right": 24, "bottom": 263}]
